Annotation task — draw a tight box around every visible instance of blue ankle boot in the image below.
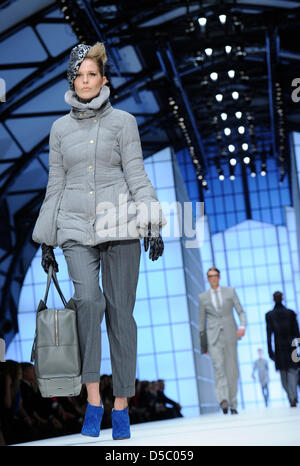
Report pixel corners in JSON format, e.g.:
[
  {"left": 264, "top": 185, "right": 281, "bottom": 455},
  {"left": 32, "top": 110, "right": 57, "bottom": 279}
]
[
  {"left": 112, "top": 407, "right": 131, "bottom": 440},
  {"left": 81, "top": 403, "right": 104, "bottom": 437}
]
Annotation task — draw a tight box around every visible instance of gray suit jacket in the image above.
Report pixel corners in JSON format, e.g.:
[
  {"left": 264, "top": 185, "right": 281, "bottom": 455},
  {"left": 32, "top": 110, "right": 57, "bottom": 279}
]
[{"left": 198, "top": 286, "right": 247, "bottom": 353}]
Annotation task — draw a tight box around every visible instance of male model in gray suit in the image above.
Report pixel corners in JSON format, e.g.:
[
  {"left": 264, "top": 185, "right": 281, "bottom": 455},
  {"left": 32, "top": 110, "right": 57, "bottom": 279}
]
[{"left": 199, "top": 267, "right": 247, "bottom": 414}]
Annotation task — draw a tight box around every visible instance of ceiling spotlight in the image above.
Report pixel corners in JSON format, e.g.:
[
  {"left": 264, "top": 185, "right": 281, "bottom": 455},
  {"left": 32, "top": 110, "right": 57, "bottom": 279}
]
[
  {"left": 261, "top": 170, "right": 266, "bottom": 176},
  {"left": 205, "top": 48, "right": 213, "bottom": 56},
  {"left": 238, "top": 126, "right": 245, "bottom": 134},
  {"left": 243, "top": 156, "right": 250, "bottom": 164},
  {"left": 219, "top": 14, "right": 227, "bottom": 24},
  {"left": 242, "top": 143, "right": 248, "bottom": 151},
  {"left": 229, "top": 174, "right": 235, "bottom": 180},
  {"left": 219, "top": 174, "right": 225, "bottom": 181},
  {"left": 215, "top": 93, "right": 223, "bottom": 102},
  {"left": 232, "top": 91, "right": 239, "bottom": 100},
  {"left": 220, "top": 112, "right": 227, "bottom": 121},
  {"left": 198, "top": 17, "right": 207, "bottom": 26},
  {"left": 228, "top": 144, "right": 235, "bottom": 152},
  {"left": 210, "top": 72, "right": 218, "bottom": 81},
  {"left": 235, "top": 111, "right": 242, "bottom": 119},
  {"left": 228, "top": 70, "right": 235, "bottom": 79},
  {"left": 250, "top": 171, "right": 256, "bottom": 177},
  {"left": 230, "top": 157, "right": 237, "bottom": 165},
  {"left": 225, "top": 45, "right": 232, "bottom": 54},
  {"left": 224, "top": 128, "right": 231, "bottom": 136}
]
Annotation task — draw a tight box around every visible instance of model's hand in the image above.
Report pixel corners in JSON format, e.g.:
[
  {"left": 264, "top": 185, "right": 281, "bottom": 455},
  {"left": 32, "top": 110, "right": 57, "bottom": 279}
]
[
  {"left": 144, "top": 223, "right": 164, "bottom": 261},
  {"left": 41, "top": 243, "right": 59, "bottom": 274},
  {"left": 237, "top": 328, "right": 245, "bottom": 338}
]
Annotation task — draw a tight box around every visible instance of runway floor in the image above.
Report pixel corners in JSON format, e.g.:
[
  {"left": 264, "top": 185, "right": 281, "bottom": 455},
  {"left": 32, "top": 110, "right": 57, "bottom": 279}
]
[{"left": 16, "top": 405, "right": 300, "bottom": 446}]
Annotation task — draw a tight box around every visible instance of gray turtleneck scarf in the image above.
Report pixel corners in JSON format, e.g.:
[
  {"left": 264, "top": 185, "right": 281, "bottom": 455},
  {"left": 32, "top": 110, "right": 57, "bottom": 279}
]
[{"left": 64, "top": 84, "right": 111, "bottom": 119}]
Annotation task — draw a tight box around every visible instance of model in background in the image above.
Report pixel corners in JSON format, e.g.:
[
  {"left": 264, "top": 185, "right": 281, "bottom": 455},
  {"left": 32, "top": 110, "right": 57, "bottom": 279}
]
[
  {"left": 265, "top": 291, "right": 300, "bottom": 407},
  {"left": 199, "top": 267, "right": 247, "bottom": 414},
  {"left": 252, "top": 348, "right": 269, "bottom": 407}
]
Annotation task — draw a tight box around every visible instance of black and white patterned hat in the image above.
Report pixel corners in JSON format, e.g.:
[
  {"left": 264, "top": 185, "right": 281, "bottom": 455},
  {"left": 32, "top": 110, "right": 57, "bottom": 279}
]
[{"left": 67, "top": 44, "right": 92, "bottom": 91}]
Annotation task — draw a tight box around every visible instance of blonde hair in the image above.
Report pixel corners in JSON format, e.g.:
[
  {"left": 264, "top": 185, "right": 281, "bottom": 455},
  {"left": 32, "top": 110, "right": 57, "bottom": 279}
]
[{"left": 86, "top": 42, "right": 107, "bottom": 76}]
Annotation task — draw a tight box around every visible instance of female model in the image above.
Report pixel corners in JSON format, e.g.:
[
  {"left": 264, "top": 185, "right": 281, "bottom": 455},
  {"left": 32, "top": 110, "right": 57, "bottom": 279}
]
[{"left": 32, "top": 42, "right": 166, "bottom": 439}]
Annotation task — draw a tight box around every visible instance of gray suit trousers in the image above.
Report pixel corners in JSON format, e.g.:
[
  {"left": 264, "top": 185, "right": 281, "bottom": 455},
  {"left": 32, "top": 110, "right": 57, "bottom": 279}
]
[
  {"left": 62, "top": 238, "right": 141, "bottom": 397},
  {"left": 279, "top": 368, "right": 298, "bottom": 403},
  {"left": 208, "top": 330, "right": 239, "bottom": 409}
]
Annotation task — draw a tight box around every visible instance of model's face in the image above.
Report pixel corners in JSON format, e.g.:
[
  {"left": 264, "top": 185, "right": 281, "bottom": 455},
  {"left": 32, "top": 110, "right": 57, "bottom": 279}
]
[
  {"left": 74, "top": 58, "right": 107, "bottom": 100},
  {"left": 207, "top": 270, "right": 220, "bottom": 289}
]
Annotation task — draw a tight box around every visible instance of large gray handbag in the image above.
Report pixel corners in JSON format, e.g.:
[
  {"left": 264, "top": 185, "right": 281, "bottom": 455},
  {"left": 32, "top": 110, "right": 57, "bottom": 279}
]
[{"left": 31, "top": 265, "right": 82, "bottom": 397}]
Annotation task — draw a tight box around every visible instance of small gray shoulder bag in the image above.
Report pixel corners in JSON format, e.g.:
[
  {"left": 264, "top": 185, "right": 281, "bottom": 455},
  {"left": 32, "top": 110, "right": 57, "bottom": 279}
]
[{"left": 31, "top": 265, "right": 82, "bottom": 397}]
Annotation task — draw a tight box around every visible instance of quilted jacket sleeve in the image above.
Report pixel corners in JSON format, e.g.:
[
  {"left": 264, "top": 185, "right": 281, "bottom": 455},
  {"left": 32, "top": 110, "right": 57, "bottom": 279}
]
[
  {"left": 119, "top": 113, "right": 167, "bottom": 235},
  {"left": 32, "top": 121, "right": 66, "bottom": 247}
]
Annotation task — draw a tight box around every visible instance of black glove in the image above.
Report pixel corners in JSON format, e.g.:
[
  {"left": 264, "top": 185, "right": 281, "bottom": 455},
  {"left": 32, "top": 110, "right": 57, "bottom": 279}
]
[
  {"left": 41, "top": 243, "right": 59, "bottom": 274},
  {"left": 144, "top": 223, "right": 164, "bottom": 261}
]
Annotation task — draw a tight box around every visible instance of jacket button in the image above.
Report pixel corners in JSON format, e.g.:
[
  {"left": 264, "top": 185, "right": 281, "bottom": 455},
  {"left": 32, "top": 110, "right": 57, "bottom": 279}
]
[{"left": 90, "top": 139, "right": 94, "bottom": 143}]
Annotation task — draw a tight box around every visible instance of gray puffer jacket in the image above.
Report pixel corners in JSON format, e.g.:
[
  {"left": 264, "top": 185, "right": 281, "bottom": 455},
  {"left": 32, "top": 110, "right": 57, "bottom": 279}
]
[{"left": 32, "top": 85, "right": 166, "bottom": 248}]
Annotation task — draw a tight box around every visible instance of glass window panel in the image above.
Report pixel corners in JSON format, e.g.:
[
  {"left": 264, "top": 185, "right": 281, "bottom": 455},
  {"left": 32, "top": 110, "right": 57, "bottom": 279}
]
[
  {"left": 156, "top": 353, "right": 176, "bottom": 380},
  {"left": 163, "top": 380, "right": 179, "bottom": 402},
  {"left": 137, "top": 327, "right": 154, "bottom": 354},
  {"left": 240, "top": 249, "right": 254, "bottom": 267},
  {"left": 212, "top": 233, "right": 224, "bottom": 252},
  {"left": 19, "top": 286, "right": 35, "bottom": 312},
  {"left": 134, "top": 300, "right": 151, "bottom": 326},
  {"left": 101, "top": 358, "right": 112, "bottom": 374},
  {"left": 163, "top": 241, "right": 183, "bottom": 268},
  {"left": 214, "top": 251, "right": 226, "bottom": 271},
  {"left": 166, "top": 268, "right": 186, "bottom": 295},
  {"left": 265, "top": 246, "right": 279, "bottom": 264},
  {"left": 172, "top": 323, "right": 192, "bottom": 351},
  {"left": 136, "top": 272, "right": 148, "bottom": 299},
  {"left": 150, "top": 298, "right": 170, "bottom": 325},
  {"left": 229, "top": 268, "right": 243, "bottom": 286},
  {"left": 225, "top": 250, "right": 240, "bottom": 268},
  {"left": 250, "top": 228, "right": 264, "bottom": 247},
  {"left": 224, "top": 231, "right": 238, "bottom": 250},
  {"left": 243, "top": 286, "right": 258, "bottom": 306},
  {"left": 168, "top": 296, "right": 189, "bottom": 323},
  {"left": 153, "top": 325, "right": 173, "bottom": 352},
  {"left": 154, "top": 161, "right": 174, "bottom": 188},
  {"left": 241, "top": 267, "right": 256, "bottom": 286},
  {"left": 178, "top": 378, "right": 198, "bottom": 405},
  {"left": 252, "top": 248, "right": 267, "bottom": 266},
  {"left": 137, "top": 355, "right": 157, "bottom": 380},
  {"left": 101, "top": 332, "right": 110, "bottom": 359},
  {"left": 175, "top": 351, "right": 195, "bottom": 378},
  {"left": 18, "top": 312, "right": 36, "bottom": 340}
]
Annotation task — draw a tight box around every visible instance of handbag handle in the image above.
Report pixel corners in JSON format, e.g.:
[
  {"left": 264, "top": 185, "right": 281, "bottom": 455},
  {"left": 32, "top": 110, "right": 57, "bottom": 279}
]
[{"left": 44, "top": 265, "right": 67, "bottom": 307}]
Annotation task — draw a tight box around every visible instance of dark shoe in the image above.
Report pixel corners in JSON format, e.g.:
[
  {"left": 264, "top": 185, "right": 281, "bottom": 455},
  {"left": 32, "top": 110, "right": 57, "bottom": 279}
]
[
  {"left": 112, "top": 407, "right": 131, "bottom": 440},
  {"left": 290, "top": 399, "right": 297, "bottom": 407},
  {"left": 230, "top": 409, "right": 238, "bottom": 414},
  {"left": 220, "top": 400, "right": 228, "bottom": 414},
  {"left": 81, "top": 402, "right": 104, "bottom": 437}
]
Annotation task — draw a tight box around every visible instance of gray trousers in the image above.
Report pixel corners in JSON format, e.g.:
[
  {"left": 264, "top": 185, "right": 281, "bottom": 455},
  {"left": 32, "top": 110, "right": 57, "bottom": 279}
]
[
  {"left": 62, "top": 239, "right": 141, "bottom": 397},
  {"left": 279, "top": 368, "right": 298, "bottom": 403},
  {"left": 208, "top": 330, "right": 239, "bottom": 409}
]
